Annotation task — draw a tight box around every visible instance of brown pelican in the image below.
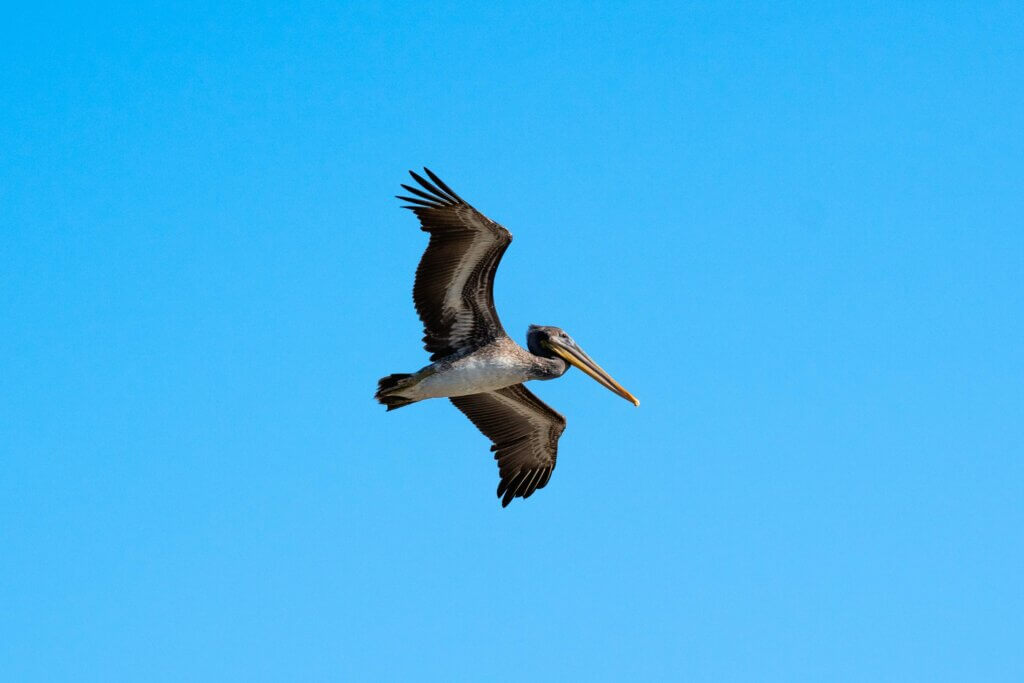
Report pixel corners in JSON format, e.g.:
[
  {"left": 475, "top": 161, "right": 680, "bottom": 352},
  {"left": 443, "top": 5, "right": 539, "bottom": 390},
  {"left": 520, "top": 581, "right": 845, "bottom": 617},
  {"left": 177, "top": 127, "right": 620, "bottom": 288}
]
[{"left": 376, "top": 169, "right": 639, "bottom": 506}]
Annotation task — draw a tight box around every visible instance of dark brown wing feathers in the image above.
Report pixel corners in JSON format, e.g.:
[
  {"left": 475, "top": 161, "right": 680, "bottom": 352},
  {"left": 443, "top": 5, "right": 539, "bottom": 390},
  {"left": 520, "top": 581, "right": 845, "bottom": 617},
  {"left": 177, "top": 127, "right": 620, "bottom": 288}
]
[
  {"left": 397, "top": 169, "right": 512, "bottom": 361},
  {"left": 395, "top": 170, "right": 565, "bottom": 507},
  {"left": 450, "top": 384, "right": 567, "bottom": 506}
]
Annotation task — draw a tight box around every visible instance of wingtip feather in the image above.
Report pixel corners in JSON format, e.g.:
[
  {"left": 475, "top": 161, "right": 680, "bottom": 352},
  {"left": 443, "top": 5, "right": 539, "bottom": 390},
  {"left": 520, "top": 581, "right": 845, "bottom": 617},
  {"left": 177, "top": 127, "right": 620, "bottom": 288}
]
[
  {"left": 423, "top": 167, "right": 464, "bottom": 203},
  {"left": 409, "top": 169, "right": 458, "bottom": 204}
]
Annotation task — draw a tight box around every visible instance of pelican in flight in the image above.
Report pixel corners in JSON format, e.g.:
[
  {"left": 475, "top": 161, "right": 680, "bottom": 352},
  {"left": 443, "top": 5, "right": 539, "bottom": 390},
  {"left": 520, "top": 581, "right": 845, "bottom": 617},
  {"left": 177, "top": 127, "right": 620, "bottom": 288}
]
[{"left": 375, "top": 169, "right": 639, "bottom": 506}]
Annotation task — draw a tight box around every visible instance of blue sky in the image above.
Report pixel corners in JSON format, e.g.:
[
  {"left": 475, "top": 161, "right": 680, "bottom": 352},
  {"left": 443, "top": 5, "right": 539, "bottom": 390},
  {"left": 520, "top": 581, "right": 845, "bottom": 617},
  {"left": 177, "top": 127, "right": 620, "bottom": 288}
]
[{"left": 2, "top": 2, "right": 1022, "bottom": 680}]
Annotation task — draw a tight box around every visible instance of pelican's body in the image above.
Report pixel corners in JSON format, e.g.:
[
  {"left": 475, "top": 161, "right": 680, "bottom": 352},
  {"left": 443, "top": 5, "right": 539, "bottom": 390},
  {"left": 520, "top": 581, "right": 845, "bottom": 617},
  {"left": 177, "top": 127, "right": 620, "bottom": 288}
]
[
  {"left": 400, "top": 339, "right": 565, "bottom": 401},
  {"left": 376, "top": 169, "right": 638, "bottom": 506}
]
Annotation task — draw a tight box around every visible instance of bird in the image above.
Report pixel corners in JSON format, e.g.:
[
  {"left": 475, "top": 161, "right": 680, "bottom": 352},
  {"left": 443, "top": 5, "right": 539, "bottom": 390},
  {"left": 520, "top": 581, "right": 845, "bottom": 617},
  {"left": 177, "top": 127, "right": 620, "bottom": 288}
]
[{"left": 375, "top": 168, "right": 639, "bottom": 507}]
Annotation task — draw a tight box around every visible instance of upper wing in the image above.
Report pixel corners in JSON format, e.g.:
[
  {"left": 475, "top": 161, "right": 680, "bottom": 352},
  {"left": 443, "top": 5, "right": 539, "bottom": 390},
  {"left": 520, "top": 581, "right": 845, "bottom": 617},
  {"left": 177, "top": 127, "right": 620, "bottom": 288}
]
[
  {"left": 450, "top": 384, "right": 567, "bottom": 507},
  {"left": 397, "top": 169, "right": 513, "bottom": 361}
]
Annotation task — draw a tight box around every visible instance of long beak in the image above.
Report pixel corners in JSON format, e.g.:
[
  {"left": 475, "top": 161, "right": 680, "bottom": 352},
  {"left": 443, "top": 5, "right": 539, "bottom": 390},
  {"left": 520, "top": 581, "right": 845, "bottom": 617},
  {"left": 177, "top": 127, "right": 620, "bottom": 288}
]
[{"left": 545, "top": 339, "right": 640, "bottom": 406}]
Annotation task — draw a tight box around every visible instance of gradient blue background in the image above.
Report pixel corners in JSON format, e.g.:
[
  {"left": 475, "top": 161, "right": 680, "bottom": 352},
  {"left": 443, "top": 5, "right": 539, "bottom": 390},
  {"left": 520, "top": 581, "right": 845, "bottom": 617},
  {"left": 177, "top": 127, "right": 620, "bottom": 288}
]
[{"left": 3, "top": 2, "right": 1022, "bottom": 680}]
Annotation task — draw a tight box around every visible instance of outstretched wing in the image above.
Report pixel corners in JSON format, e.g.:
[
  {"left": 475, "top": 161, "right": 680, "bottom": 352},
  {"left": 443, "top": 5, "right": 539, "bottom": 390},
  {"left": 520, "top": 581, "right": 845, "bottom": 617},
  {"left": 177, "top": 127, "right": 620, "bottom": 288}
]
[
  {"left": 450, "top": 384, "right": 567, "bottom": 507},
  {"left": 397, "top": 169, "right": 512, "bottom": 361}
]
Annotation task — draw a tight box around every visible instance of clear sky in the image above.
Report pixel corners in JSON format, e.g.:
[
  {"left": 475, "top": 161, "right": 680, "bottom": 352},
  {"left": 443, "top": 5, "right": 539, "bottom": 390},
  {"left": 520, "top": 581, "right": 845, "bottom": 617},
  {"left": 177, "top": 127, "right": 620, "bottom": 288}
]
[{"left": 2, "top": 2, "right": 1022, "bottom": 681}]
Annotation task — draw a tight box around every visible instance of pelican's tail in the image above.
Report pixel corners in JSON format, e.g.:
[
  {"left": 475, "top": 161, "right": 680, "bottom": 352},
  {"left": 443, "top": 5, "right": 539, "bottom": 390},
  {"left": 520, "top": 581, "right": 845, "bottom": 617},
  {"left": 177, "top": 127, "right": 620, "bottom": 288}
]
[{"left": 375, "top": 373, "right": 419, "bottom": 411}]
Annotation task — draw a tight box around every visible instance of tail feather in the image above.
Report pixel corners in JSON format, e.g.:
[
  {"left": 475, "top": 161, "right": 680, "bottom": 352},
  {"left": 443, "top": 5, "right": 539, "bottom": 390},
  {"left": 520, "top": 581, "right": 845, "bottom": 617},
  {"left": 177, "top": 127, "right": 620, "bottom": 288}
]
[{"left": 375, "top": 373, "right": 419, "bottom": 411}]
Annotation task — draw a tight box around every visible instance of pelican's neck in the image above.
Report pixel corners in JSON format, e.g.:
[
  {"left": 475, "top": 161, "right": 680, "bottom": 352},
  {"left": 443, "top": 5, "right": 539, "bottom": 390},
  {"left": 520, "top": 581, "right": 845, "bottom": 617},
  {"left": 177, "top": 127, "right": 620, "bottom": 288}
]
[{"left": 529, "top": 354, "right": 568, "bottom": 380}]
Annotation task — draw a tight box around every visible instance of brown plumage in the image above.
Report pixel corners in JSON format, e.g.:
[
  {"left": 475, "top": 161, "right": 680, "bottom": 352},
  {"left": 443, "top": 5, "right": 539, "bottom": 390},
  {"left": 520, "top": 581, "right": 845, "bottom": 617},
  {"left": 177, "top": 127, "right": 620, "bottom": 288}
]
[
  {"left": 397, "top": 169, "right": 512, "bottom": 361},
  {"left": 450, "top": 384, "right": 566, "bottom": 506},
  {"left": 379, "top": 169, "right": 638, "bottom": 507}
]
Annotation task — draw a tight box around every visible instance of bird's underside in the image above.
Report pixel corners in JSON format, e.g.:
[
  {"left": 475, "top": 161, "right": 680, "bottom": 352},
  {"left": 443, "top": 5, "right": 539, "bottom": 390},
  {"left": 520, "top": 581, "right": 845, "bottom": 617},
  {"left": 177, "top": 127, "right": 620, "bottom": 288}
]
[{"left": 375, "top": 168, "right": 637, "bottom": 507}]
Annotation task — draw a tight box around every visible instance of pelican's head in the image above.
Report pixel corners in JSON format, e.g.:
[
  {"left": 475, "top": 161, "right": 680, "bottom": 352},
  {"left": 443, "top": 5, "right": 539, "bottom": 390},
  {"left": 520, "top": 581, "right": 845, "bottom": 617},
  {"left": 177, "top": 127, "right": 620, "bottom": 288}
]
[{"left": 527, "top": 325, "right": 639, "bottom": 406}]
